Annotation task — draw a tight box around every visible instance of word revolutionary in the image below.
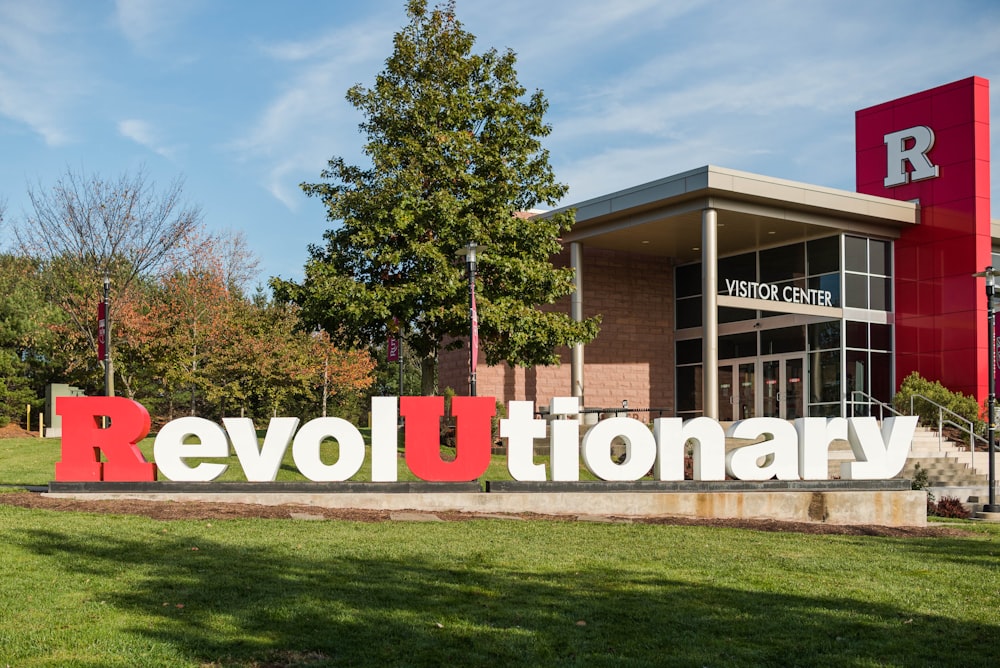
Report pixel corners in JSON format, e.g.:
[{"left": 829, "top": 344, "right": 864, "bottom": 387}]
[{"left": 54, "top": 396, "right": 917, "bottom": 484}]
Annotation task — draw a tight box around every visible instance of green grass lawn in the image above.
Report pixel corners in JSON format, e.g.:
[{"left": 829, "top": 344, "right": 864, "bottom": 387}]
[
  {"left": 2, "top": 436, "right": 999, "bottom": 666},
  {"left": 1, "top": 503, "right": 998, "bottom": 667}
]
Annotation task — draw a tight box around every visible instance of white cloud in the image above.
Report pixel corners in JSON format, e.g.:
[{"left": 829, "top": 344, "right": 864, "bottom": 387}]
[
  {"left": 118, "top": 118, "right": 178, "bottom": 159},
  {"left": 464, "top": 0, "right": 704, "bottom": 69},
  {"left": 230, "top": 17, "right": 395, "bottom": 210},
  {"left": 114, "top": 0, "right": 197, "bottom": 51},
  {"left": 0, "top": 0, "right": 87, "bottom": 145}
]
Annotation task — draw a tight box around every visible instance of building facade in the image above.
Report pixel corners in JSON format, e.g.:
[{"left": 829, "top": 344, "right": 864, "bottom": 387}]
[{"left": 440, "top": 77, "right": 996, "bottom": 420}]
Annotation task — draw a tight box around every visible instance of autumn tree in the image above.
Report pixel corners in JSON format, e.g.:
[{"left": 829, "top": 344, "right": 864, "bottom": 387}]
[
  {"left": 306, "top": 329, "right": 377, "bottom": 419},
  {"left": 200, "top": 293, "right": 374, "bottom": 421},
  {"left": 273, "top": 0, "right": 599, "bottom": 394},
  {"left": 12, "top": 166, "right": 202, "bottom": 394}
]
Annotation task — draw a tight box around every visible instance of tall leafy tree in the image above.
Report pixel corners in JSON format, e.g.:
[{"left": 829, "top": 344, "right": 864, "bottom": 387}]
[
  {"left": 0, "top": 254, "right": 61, "bottom": 424},
  {"left": 273, "top": 0, "right": 599, "bottom": 393}
]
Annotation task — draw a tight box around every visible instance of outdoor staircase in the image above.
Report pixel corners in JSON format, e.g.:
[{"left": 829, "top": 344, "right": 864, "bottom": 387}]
[
  {"left": 900, "top": 426, "right": 990, "bottom": 484},
  {"left": 820, "top": 425, "right": 989, "bottom": 485},
  {"left": 898, "top": 425, "right": 999, "bottom": 505}
]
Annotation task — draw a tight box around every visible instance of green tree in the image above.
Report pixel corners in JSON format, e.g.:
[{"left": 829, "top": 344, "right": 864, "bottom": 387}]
[
  {"left": 0, "top": 254, "right": 61, "bottom": 425},
  {"left": 273, "top": 0, "right": 598, "bottom": 394}
]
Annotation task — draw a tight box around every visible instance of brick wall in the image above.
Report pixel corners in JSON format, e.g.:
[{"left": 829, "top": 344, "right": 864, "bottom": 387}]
[{"left": 440, "top": 246, "right": 674, "bottom": 414}]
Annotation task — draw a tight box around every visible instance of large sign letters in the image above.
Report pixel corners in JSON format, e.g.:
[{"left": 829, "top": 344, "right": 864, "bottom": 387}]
[{"left": 54, "top": 396, "right": 917, "bottom": 484}]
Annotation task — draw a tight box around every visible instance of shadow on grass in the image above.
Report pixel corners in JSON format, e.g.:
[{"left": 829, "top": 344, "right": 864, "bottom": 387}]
[
  {"left": 840, "top": 531, "right": 1000, "bottom": 570},
  {"left": 15, "top": 526, "right": 1000, "bottom": 667}
]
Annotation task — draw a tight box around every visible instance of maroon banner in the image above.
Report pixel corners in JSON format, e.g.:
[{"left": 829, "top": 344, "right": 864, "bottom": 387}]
[
  {"left": 387, "top": 335, "right": 400, "bottom": 363},
  {"left": 471, "top": 290, "right": 479, "bottom": 373},
  {"left": 97, "top": 302, "right": 107, "bottom": 361},
  {"left": 995, "top": 336, "right": 1000, "bottom": 406}
]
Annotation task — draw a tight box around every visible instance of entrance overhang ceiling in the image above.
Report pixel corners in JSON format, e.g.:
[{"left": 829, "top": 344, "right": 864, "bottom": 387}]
[{"left": 551, "top": 166, "right": 919, "bottom": 264}]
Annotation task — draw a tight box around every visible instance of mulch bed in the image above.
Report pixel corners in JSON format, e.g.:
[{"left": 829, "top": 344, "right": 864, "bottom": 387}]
[
  {"left": 0, "top": 491, "right": 969, "bottom": 538},
  {"left": 0, "top": 423, "right": 38, "bottom": 438}
]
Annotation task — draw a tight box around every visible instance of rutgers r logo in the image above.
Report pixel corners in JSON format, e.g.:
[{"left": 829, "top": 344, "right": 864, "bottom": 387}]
[{"left": 884, "top": 125, "right": 940, "bottom": 187}]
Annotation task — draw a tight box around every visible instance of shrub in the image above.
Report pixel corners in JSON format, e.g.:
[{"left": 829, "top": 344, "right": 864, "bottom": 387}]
[
  {"left": 893, "top": 372, "right": 984, "bottom": 435},
  {"left": 911, "top": 462, "right": 933, "bottom": 497},
  {"left": 932, "top": 495, "right": 971, "bottom": 519}
]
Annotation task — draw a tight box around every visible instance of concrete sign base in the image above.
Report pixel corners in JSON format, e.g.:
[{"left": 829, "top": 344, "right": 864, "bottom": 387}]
[{"left": 46, "top": 480, "right": 926, "bottom": 527}]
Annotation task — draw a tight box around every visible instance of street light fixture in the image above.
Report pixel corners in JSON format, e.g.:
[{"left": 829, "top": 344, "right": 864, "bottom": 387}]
[
  {"left": 973, "top": 266, "right": 999, "bottom": 512},
  {"left": 455, "top": 242, "right": 484, "bottom": 396},
  {"left": 103, "top": 275, "right": 114, "bottom": 398}
]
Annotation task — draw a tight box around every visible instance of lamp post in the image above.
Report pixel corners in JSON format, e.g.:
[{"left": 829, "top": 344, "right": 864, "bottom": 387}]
[
  {"left": 973, "top": 266, "right": 999, "bottom": 511},
  {"left": 456, "top": 242, "right": 484, "bottom": 396},
  {"left": 103, "top": 275, "right": 114, "bottom": 398}
]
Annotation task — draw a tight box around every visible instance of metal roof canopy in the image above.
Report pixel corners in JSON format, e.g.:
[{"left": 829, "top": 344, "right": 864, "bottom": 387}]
[{"left": 552, "top": 165, "right": 920, "bottom": 263}]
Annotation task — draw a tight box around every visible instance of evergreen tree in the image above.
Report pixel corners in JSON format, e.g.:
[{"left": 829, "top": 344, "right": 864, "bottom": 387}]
[{"left": 273, "top": 0, "right": 599, "bottom": 393}]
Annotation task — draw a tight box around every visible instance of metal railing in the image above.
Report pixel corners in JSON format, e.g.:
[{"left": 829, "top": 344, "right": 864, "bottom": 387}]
[
  {"left": 849, "top": 391, "right": 992, "bottom": 471},
  {"left": 848, "top": 390, "right": 903, "bottom": 421},
  {"left": 536, "top": 407, "right": 673, "bottom": 421},
  {"left": 908, "top": 393, "right": 990, "bottom": 471}
]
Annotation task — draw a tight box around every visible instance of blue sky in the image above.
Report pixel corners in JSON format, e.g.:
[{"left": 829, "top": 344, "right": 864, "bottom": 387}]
[{"left": 1, "top": 0, "right": 998, "bottom": 284}]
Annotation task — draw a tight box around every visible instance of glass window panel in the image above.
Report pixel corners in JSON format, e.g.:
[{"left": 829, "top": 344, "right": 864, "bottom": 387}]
[
  {"left": 870, "top": 352, "right": 891, "bottom": 403},
  {"left": 675, "top": 263, "right": 701, "bottom": 298},
  {"left": 869, "top": 239, "right": 890, "bottom": 276},
  {"left": 847, "top": 350, "right": 868, "bottom": 397},
  {"left": 845, "top": 273, "right": 868, "bottom": 308},
  {"left": 809, "top": 350, "right": 840, "bottom": 403},
  {"left": 846, "top": 321, "right": 868, "bottom": 349},
  {"left": 760, "top": 325, "right": 805, "bottom": 355},
  {"left": 809, "top": 404, "right": 841, "bottom": 417},
  {"left": 676, "top": 296, "right": 702, "bottom": 329},
  {"left": 719, "top": 306, "right": 756, "bottom": 323},
  {"left": 844, "top": 236, "right": 868, "bottom": 272},
  {"left": 676, "top": 339, "right": 702, "bottom": 365},
  {"left": 676, "top": 365, "right": 702, "bottom": 412},
  {"left": 718, "top": 252, "right": 756, "bottom": 283},
  {"left": 807, "top": 236, "right": 840, "bottom": 275},
  {"left": 719, "top": 332, "right": 758, "bottom": 359},
  {"left": 757, "top": 279, "right": 807, "bottom": 315},
  {"left": 808, "top": 321, "right": 840, "bottom": 351},
  {"left": 869, "top": 276, "right": 890, "bottom": 311},
  {"left": 777, "top": 278, "right": 807, "bottom": 292},
  {"left": 760, "top": 243, "right": 805, "bottom": 283},
  {"left": 808, "top": 273, "right": 840, "bottom": 307},
  {"left": 870, "top": 323, "right": 892, "bottom": 351}
]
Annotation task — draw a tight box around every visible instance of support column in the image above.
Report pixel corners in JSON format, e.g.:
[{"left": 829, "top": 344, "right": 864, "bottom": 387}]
[
  {"left": 570, "top": 242, "right": 585, "bottom": 403},
  {"left": 702, "top": 208, "right": 718, "bottom": 419}
]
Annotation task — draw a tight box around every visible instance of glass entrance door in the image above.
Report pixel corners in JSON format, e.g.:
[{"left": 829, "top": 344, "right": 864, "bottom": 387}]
[
  {"left": 761, "top": 355, "right": 805, "bottom": 419},
  {"left": 736, "top": 362, "right": 755, "bottom": 419},
  {"left": 762, "top": 359, "right": 780, "bottom": 417},
  {"left": 719, "top": 360, "right": 756, "bottom": 421},
  {"left": 784, "top": 357, "right": 804, "bottom": 420},
  {"left": 719, "top": 366, "right": 734, "bottom": 421}
]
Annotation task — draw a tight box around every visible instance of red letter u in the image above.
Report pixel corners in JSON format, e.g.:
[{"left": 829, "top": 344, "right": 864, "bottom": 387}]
[{"left": 400, "top": 396, "right": 495, "bottom": 482}]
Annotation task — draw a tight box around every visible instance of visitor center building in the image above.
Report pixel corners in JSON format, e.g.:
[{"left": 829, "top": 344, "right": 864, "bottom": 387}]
[{"left": 439, "top": 77, "right": 996, "bottom": 421}]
